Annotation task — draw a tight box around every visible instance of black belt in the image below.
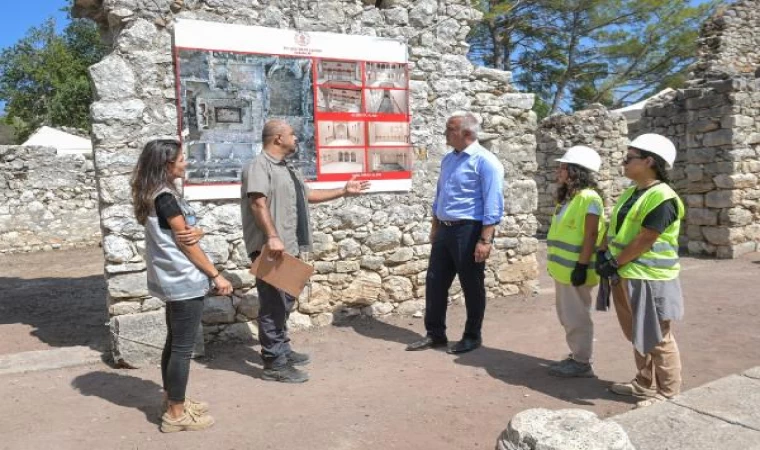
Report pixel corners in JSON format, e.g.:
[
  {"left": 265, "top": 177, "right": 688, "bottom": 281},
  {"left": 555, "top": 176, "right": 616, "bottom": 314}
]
[{"left": 438, "top": 219, "right": 480, "bottom": 227}]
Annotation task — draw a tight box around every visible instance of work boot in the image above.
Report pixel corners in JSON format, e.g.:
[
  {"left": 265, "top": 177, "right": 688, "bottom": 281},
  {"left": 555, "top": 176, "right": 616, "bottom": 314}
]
[
  {"left": 287, "top": 350, "right": 311, "bottom": 366},
  {"left": 549, "top": 355, "right": 573, "bottom": 368},
  {"left": 548, "top": 359, "right": 595, "bottom": 378},
  {"left": 609, "top": 380, "right": 657, "bottom": 397},
  {"left": 262, "top": 365, "right": 309, "bottom": 383},
  {"left": 160, "top": 410, "right": 215, "bottom": 433}
]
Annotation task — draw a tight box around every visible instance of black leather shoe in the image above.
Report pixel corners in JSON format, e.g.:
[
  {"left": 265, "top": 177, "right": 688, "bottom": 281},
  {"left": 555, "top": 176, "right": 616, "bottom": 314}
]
[
  {"left": 447, "top": 338, "right": 482, "bottom": 354},
  {"left": 405, "top": 336, "right": 448, "bottom": 351}
]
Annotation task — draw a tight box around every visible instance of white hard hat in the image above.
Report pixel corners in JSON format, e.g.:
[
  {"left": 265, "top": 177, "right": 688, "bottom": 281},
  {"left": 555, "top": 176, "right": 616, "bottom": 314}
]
[
  {"left": 628, "top": 133, "right": 677, "bottom": 169},
  {"left": 555, "top": 145, "right": 601, "bottom": 173}
]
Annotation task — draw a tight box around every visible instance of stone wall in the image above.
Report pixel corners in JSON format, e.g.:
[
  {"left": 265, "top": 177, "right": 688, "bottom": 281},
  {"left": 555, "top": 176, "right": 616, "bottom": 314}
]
[
  {"left": 693, "top": 0, "right": 760, "bottom": 80},
  {"left": 0, "top": 146, "right": 100, "bottom": 253},
  {"left": 73, "top": 0, "right": 539, "bottom": 365},
  {"left": 638, "top": 76, "right": 760, "bottom": 258},
  {"left": 535, "top": 106, "right": 629, "bottom": 234}
]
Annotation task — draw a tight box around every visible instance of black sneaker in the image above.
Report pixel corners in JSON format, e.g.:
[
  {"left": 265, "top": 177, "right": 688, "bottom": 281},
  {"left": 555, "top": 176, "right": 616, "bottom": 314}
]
[
  {"left": 287, "top": 350, "right": 311, "bottom": 366},
  {"left": 262, "top": 365, "right": 309, "bottom": 383}
]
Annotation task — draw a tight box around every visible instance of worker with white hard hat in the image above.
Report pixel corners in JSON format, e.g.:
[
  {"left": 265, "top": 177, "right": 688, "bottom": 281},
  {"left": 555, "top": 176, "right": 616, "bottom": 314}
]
[
  {"left": 546, "top": 145, "right": 606, "bottom": 378},
  {"left": 596, "top": 133, "right": 685, "bottom": 408}
]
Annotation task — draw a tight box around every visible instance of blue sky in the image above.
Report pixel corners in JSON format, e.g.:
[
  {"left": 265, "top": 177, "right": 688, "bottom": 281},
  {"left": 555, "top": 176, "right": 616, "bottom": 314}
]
[{"left": 1, "top": 0, "right": 69, "bottom": 51}]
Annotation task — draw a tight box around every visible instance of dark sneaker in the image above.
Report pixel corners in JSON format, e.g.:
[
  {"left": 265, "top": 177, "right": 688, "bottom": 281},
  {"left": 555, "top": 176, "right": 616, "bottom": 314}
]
[
  {"left": 549, "top": 356, "right": 574, "bottom": 368},
  {"left": 262, "top": 365, "right": 309, "bottom": 383},
  {"left": 548, "top": 359, "right": 595, "bottom": 378},
  {"left": 287, "top": 350, "right": 311, "bottom": 366}
]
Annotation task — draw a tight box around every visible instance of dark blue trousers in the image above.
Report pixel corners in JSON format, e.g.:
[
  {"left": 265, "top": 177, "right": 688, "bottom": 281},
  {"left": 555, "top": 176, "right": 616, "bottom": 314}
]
[{"left": 425, "top": 221, "right": 486, "bottom": 341}]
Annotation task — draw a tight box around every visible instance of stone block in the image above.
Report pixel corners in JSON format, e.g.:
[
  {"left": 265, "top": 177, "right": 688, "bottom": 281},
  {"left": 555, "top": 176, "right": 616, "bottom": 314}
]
[
  {"left": 365, "top": 227, "right": 401, "bottom": 252},
  {"left": 216, "top": 322, "right": 257, "bottom": 343},
  {"left": 701, "top": 226, "right": 743, "bottom": 246},
  {"left": 237, "top": 288, "right": 260, "bottom": 318},
  {"left": 342, "top": 270, "right": 382, "bottom": 306},
  {"left": 672, "top": 375, "right": 760, "bottom": 433},
  {"left": 744, "top": 367, "right": 760, "bottom": 380},
  {"left": 222, "top": 269, "right": 256, "bottom": 289},
  {"left": 705, "top": 190, "right": 742, "bottom": 208},
  {"left": 91, "top": 99, "right": 145, "bottom": 122},
  {"left": 613, "top": 401, "right": 760, "bottom": 450},
  {"left": 110, "top": 311, "right": 203, "bottom": 367},
  {"left": 396, "top": 299, "right": 425, "bottom": 316},
  {"left": 107, "top": 271, "right": 148, "bottom": 299},
  {"left": 719, "top": 207, "right": 754, "bottom": 226},
  {"left": 199, "top": 235, "right": 229, "bottom": 265},
  {"left": 103, "top": 234, "right": 135, "bottom": 263},
  {"left": 202, "top": 296, "right": 235, "bottom": 324},
  {"left": 702, "top": 129, "right": 735, "bottom": 147},
  {"left": 497, "top": 408, "right": 634, "bottom": 450},
  {"left": 287, "top": 311, "right": 313, "bottom": 331},
  {"left": 88, "top": 55, "right": 136, "bottom": 101},
  {"left": 383, "top": 276, "right": 413, "bottom": 301},
  {"left": 687, "top": 208, "right": 718, "bottom": 226},
  {"left": 387, "top": 247, "right": 414, "bottom": 264}
]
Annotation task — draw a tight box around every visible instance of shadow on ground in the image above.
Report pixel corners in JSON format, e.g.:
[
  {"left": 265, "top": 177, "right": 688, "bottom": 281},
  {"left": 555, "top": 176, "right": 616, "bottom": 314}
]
[
  {"left": 0, "top": 275, "right": 108, "bottom": 352},
  {"left": 334, "top": 315, "right": 635, "bottom": 407},
  {"left": 71, "top": 371, "right": 163, "bottom": 425}
]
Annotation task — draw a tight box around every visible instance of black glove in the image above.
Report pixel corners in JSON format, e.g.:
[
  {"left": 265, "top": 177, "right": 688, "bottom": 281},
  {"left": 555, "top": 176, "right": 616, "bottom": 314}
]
[
  {"left": 596, "top": 257, "right": 619, "bottom": 279},
  {"left": 596, "top": 250, "right": 609, "bottom": 266},
  {"left": 571, "top": 263, "right": 588, "bottom": 286}
]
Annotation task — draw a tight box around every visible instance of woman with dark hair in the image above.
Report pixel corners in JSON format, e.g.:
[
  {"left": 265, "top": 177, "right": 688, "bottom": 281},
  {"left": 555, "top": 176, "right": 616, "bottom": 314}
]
[
  {"left": 596, "top": 133, "right": 685, "bottom": 408},
  {"left": 546, "top": 146, "right": 605, "bottom": 378},
  {"left": 131, "top": 139, "right": 232, "bottom": 432}
]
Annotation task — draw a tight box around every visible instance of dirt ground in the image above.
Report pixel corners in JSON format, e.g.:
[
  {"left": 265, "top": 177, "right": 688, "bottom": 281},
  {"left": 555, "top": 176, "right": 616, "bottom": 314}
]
[{"left": 0, "top": 246, "right": 759, "bottom": 450}]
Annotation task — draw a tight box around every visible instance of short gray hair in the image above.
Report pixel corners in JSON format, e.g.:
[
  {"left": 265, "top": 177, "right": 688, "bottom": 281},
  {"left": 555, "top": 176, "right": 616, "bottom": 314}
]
[{"left": 449, "top": 111, "right": 479, "bottom": 137}]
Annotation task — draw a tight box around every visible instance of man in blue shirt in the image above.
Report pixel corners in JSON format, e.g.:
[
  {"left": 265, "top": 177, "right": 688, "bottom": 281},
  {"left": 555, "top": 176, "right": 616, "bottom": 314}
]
[{"left": 407, "top": 112, "right": 505, "bottom": 354}]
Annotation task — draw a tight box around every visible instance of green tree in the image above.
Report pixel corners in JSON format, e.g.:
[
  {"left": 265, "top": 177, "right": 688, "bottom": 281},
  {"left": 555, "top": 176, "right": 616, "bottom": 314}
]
[
  {"left": 0, "top": 17, "right": 106, "bottom": 143},
  {"left": 468, "top": 0, "right": 717, "bottom": 118}
]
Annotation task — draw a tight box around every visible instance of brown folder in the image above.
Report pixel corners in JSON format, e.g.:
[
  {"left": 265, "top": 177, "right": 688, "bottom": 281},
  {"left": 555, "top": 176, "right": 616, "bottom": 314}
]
[{"left": 249, "top": 246, "right": 314, "bottom": 298}]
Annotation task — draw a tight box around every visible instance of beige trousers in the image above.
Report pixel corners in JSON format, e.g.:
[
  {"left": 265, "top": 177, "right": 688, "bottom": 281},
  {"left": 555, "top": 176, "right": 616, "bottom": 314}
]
[
  {"left": 554, "top": 281, "right": 594, "bottom": 364},
  {"left": 612, "top": 280, "right": 682, "bottom": 397}
]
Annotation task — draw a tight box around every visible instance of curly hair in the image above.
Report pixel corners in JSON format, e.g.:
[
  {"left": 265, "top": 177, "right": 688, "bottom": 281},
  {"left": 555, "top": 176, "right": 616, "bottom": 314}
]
[
  {"left": 130, "top": 139, "right": 182, "bottom": 225},
  {"left": 555, "top": 163, "right": 599, "bottom": 204}
]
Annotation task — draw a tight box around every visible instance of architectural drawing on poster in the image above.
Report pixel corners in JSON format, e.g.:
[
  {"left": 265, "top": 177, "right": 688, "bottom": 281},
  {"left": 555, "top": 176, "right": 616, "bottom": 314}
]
[{"left": 173, "top": 19, "right": 411, "bottom": 198}]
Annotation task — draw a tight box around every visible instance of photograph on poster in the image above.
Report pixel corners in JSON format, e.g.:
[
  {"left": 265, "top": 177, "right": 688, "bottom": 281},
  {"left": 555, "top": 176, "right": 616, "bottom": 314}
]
[
  {"left": 368, "top": 121, "right": 410, "bottom": 146},
  {"left": 319, "top": 147, "right": 366, "bottom": 174},
  {"left": 318, "top": 121, "right": 365, "bottom": 147},
  {"left": 364, "top": 89, "right": 407, "bottom": 114},
  {"left": 316, "top": 60, "right": 362, "bottom": 87},
  {"left": 368, "top": 147, "right": 412, "bottom": 172},
  {"left": 317, "top": 86, "right": 363, "bottom": 113},
  {"left": 178, "top": 49, "right": 315, "bottom": 184},
  {"left": 365, "top": 62, "right": 407, "bottom": 88}
]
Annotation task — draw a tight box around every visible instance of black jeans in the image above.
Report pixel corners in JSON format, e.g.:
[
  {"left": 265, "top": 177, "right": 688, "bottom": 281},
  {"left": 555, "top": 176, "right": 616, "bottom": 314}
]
[
  {"left": 161, "top": 296, "right": 204, "bottom": 402},
  {"left": 256, "top": 278, "right": 295, "bottom": 368},
  {"left": 425, "top": 221, "right": 486, "bottom": 341}
]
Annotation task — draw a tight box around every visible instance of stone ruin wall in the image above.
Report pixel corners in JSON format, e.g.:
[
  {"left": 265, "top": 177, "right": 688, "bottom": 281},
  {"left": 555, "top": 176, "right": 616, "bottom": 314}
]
[
  {"left": 692, "top": 0, "right": 760, "bottom": 80},
  {"left": 73, "top": 0, "right": 539, "bottom": 364},
  {"left": 0, "top": 146, "right": 100, "bottom": 253},
  {"left": 534, "top": 106, "right": 629, "bottom": 234},
  {"left": 636, "top": 0, "right": 760, "bottom": 258}
]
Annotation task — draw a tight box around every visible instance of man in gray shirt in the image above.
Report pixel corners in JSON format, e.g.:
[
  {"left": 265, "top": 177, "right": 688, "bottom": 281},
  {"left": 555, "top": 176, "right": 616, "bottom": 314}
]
[{"left": 241, "top": 119, "right": 369, "bottom": 383}]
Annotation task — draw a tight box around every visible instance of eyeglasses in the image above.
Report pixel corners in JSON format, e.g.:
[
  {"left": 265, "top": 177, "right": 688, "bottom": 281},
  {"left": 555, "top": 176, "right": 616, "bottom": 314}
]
[{"left": 622, "top": 155, "right": 647, "bottom": 165}]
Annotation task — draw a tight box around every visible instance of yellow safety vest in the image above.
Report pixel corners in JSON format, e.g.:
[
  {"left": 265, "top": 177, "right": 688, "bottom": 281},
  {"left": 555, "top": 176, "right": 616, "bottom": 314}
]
[
  {"left": 547, "top": 188, "right": 605, "bottom": 286},
  {"left": 608, "top": 183, "right": 684, "bottom": 281}
]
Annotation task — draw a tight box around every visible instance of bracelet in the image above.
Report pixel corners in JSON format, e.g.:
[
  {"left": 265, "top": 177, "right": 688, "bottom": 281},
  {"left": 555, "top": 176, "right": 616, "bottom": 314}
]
[
  {"left": 267, "top": 235, "right": 279, "bottom": 240},
  {"left": 478, "top": 237, "right": 494, "bottom": 244},
  {"left": 209, "top": 271, "right": 219, "bottom": 279}
]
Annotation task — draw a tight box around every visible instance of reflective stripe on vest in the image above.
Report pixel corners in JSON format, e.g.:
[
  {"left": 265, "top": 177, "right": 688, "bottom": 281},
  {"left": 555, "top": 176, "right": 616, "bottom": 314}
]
[
  {"left": 607, "top": 184, "right": 684, "bottom": 281},
  {"left": 546, "top": 189, "right": 605, "bottom": 286}
]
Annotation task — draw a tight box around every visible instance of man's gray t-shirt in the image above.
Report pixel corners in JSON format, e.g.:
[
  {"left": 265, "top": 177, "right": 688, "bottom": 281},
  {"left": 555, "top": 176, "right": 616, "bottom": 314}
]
[{"left": 241, "top": 151, "right": 312, "bottom": 256}]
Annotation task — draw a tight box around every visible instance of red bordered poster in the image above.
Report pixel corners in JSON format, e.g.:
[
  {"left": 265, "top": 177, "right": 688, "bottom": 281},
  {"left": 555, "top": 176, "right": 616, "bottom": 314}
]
[{"left": 172, "top": 19, "right": 411, "bottom": 200}]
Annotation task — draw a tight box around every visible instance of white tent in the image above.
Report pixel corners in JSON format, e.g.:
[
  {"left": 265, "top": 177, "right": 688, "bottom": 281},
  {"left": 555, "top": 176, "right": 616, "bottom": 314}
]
[
  {"left": 22, "top": 126, "right": 93, "bottom": 156},
  {"left": 612, "top": 88, "right": 675, "bottom": 122}
]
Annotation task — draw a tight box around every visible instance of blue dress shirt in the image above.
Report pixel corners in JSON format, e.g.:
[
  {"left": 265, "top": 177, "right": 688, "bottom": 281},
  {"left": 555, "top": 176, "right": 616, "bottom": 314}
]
[{"left": 432, "top": 141, "right": 505, "bottom": 226}]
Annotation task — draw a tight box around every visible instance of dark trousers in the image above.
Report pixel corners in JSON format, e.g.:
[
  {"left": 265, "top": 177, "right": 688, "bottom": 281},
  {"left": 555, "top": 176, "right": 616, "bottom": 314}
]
[
  {"left": 425, "top": 221, "right": 486, "bottom": 341},
  {"left": 161, "top": 296, "right": 204, "bottom": 402},
  {"left": 256, "top": 278, "right": 295, "bottom": 368}
]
